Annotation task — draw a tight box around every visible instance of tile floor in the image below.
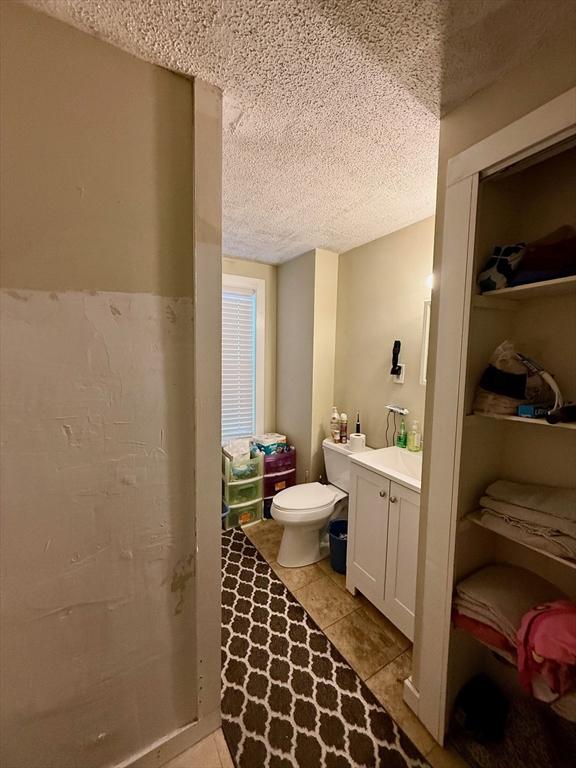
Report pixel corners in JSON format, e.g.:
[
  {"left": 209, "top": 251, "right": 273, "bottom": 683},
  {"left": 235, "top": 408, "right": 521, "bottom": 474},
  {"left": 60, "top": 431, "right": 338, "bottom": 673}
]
[
  {"left": 161, "top": 728, "right": 233, "bottom": 768},
  {"left": 243, "top": 519, "right": 469, "bottom": 768}
]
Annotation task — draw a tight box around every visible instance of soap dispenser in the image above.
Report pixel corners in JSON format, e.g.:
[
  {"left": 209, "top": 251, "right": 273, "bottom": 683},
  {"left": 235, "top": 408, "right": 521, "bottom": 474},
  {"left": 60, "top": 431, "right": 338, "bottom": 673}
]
[
  {"left": 407, "top": 420, "right": 422, "bottom": 452},
  {"left": 396, "top": 418, "right": 407, "bottom": 448}
]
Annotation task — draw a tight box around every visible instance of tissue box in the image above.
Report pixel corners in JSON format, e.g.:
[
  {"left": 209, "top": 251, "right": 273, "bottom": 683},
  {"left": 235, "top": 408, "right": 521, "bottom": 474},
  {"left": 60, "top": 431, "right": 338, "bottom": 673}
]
[{"left": 253, "top": 433, "right": 287, "bottom": 454}]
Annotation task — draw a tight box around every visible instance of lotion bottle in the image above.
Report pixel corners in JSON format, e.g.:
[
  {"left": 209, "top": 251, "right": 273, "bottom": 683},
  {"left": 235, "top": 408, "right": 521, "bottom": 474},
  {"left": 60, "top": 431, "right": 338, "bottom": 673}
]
[
  {"left": 407, "top": 420, "right": 422, "bottom": 452},
  {"left": 330, "top": 406, "right": 341, "bottom": 442},
  {"left": 340, "top": 412, "right": 348, "bottom": 444}
]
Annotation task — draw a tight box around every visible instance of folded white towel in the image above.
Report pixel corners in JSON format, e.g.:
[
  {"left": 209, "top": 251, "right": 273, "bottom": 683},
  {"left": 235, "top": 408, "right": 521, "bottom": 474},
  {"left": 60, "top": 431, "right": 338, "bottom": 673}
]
[
  {"left": 454, "top": 564, "right": 566, "bottom": 645},
  {"left": 474, "top": 509, "right": 576, "bottom": 560},
  {"left": 479, "top": 496, "right": 576, "bottom": 539},
  {"left": 485, "top": 481, "right": 576, "bottom": 522}
]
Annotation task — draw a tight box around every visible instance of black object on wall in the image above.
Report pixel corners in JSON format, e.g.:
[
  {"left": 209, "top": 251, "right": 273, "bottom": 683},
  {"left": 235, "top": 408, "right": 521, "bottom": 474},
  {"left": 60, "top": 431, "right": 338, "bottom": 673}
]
[{"left": 390, "top": 340, "right": 402, "bottom": 376}]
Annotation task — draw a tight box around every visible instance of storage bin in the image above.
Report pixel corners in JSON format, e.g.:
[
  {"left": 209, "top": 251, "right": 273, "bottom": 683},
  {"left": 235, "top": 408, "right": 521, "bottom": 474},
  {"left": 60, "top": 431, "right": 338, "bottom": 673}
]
[
  {"left": 264, "top": 469, "right": 296, "bottom": 497},
  {"left": 264, "top": 448, "right": 296, "bottom": 475},
  {"left": 222, "top": 476, "right": 263, "bottom": 506},
  {"left": 222, "top": 452, "right": 263, "bottom": 483},
  {"left": 221, "top": 498, "right": 263, "bottom": 530}
]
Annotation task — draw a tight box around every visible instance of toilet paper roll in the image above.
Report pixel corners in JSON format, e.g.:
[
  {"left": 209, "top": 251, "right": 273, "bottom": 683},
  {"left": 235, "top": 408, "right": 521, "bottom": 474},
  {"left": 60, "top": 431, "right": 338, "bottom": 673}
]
[{"left": 349, "top": 433, "right": 366, "bottom": 452}]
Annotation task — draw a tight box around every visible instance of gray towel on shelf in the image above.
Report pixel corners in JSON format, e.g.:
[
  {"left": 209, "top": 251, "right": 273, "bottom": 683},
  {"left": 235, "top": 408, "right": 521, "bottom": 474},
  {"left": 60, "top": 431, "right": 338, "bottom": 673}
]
[
  {"left": 474, "top": 509, "right": 576, "bottom": 560},
  {"left": 479, "top": 496, "right": 576, "bottom": 539},
  {"left": 485, "top": 481, "right": 576, "bottom": 522}
]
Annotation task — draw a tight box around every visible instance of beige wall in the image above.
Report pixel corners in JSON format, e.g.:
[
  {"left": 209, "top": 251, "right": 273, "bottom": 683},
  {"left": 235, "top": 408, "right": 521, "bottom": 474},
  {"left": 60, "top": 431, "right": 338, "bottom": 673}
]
[
  {"left": 223, "top": 256, "right": 277, "bottom": 432},
  {"left": 0, "top": 4, "right": 213, "bottom": 767},
  {"left": 413, "top": 24, "right": 576, "bottom": 692},
  {"left": 310, "top": 249, "right": 339, "bottom": 480},
  {"left": 276, "top": 251, "right": 315, "bottom": 482},
  {"left": 276, "top": 249, "right": 338, "bottom": 483},
  {"left": 335, "top": 218, "right": 434, "bottom": 448}
]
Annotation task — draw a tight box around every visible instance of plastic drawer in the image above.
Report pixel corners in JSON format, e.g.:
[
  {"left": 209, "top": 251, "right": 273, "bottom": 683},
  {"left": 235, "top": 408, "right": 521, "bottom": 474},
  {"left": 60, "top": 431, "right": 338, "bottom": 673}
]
[
  {"left": 222, "top": 476, "right": 263, "bottom": 506},
  {"left": 222, "top": 453, "right": 263, "bottom": 483},
  {"left": 221, "top": 499, "right": 263, "bottom": 530},
  {"left": 264, "top": 448, "right": 296, "bottom": 475},
  {"left": 264, "top": 469, "right": 296, "bottom": 497}
]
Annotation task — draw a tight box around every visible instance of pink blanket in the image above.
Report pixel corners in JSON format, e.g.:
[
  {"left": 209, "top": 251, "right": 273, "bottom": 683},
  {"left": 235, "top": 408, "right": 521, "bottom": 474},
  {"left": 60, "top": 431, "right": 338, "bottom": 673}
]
[{"left": 517, "top": 600, "right": 576, "bottom": 699}]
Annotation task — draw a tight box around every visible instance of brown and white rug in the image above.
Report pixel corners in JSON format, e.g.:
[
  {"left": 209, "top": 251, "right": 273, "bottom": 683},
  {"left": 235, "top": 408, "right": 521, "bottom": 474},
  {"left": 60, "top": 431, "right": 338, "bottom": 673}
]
[{"left": 221, "top": 527, "right": 430, "bottom": 768}]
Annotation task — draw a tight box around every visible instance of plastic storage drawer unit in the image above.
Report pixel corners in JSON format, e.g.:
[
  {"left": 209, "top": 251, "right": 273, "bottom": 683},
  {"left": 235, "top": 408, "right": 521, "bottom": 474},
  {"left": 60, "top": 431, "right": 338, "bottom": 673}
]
[
  {"left": 222, "top": 453, "right": 263, "bottom": 483},
  {"left": 264, "top": 469, "right": 296, "bottom": 497},
  {"left": 222, "top": 477, "right": 263, "bottom": 506},
  {"left": 264, "top": 448, "right": 296, "bottom": 475},
  {"left": 221, "top": 499, "right": 263, "bottom": 530}
]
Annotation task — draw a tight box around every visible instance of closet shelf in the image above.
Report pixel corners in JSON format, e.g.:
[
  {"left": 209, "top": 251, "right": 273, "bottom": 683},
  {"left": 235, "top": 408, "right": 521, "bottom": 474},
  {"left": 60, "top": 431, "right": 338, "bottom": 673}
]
[
  {"left": 475, "top": 274, "right": 576, "bottom": 302},
  {"left": 452, "top": 624, "right": 516, "bottom": 667},
  {"left": 467, "top": 511, "right": 576, "bottom": 571},
  {"left": 465, "top": 413, "right": 576, "bottom": 430}
]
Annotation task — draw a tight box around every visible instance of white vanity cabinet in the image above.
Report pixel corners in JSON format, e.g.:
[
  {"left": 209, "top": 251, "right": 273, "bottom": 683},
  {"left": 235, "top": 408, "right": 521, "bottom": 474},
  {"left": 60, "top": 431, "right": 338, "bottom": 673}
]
[{"left": 346, "top": 460, "right": 420, "bottom": 640}]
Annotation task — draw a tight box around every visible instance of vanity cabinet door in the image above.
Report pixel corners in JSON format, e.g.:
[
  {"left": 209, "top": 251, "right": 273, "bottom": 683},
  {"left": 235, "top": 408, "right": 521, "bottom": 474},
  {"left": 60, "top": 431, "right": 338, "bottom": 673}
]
[
  {"left": 383, "top": 481, "right": 420, "bottom": 640},
  {"left": 346, "top": 465, "right": 390, "bottom": 610}
]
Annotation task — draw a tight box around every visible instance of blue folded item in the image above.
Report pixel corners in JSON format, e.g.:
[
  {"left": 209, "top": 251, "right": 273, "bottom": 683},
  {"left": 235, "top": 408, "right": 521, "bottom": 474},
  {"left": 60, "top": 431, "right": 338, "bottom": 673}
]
[{"left": 478, "top": 243, "right": 526, "bottom": 292}]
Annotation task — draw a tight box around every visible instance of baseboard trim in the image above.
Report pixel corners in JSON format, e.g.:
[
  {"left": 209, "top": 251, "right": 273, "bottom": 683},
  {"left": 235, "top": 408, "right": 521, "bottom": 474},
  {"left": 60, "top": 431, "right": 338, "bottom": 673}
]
[
  {"left": 403, "top": 676, "right": 420, "bottom": 715},
  {"left": 115, "top": 709, "right": 221, "bottom": 768}
]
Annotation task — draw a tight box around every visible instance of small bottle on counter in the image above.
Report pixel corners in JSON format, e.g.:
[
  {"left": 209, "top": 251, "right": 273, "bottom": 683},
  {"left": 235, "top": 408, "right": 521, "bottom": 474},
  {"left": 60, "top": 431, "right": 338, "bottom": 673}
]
[
  {"left": 340, "top": 412, "right": 348, "bottom": 444},
  {"left": 396, "top": 417, "right": 407, "bottom": 448},
  {"left": 407, "top": 420, "right": 422, "bottom": 452},
  {"left": 330, "top": 406, "right": 341, "bottom": 442}
]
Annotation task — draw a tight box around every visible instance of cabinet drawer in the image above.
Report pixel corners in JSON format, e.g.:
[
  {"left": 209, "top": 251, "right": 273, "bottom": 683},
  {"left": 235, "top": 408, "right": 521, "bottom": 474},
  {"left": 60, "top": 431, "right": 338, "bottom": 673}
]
[
  {"left": 264, "top": 448, "right": 296, "bottom": 475},
  {"left": 221, "top": 499, "right": 263, "bottom": 530},
  {"left": 222, "top": 453, "right": 263, "bottom": 482},
  {"left": 264, "top": 469, "right": 296, "bottom": 496},
  {"left": 222, "top": 476, "right": 263, "bottom": 506}
]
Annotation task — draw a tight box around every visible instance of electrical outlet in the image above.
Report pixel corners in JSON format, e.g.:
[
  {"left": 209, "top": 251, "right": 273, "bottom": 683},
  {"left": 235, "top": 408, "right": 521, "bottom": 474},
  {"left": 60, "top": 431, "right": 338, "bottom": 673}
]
[{"left": 392, "top": 363, "right": 405, "bottom": 384}]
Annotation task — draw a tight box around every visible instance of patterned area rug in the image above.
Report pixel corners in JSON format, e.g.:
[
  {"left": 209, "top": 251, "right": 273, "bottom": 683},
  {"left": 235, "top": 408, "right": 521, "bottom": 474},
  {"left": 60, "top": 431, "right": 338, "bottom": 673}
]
[{"left": 221, "top": 527, "right": 430, "bottom": 768}]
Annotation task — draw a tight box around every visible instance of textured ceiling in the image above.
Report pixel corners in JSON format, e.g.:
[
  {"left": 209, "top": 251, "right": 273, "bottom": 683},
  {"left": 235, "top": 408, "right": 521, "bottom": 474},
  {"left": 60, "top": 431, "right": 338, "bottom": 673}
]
[{"left": 25, "top": 0, "right": 576, "bottom": 263}]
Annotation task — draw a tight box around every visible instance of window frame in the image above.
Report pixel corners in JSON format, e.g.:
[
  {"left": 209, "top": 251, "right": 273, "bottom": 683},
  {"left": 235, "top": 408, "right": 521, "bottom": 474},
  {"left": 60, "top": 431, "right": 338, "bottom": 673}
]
[{"left": 221, "top": 273, "right": 266, "bottom": 440}]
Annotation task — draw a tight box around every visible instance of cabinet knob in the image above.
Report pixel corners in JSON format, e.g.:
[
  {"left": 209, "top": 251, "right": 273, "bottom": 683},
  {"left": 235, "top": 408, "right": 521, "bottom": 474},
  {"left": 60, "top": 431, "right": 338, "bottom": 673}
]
[
  {"left": 379, "top": 490, "right": 387, "bottom": 498},
  {"left": 389, "top": 496, "right": 397, "bottom": 503}
]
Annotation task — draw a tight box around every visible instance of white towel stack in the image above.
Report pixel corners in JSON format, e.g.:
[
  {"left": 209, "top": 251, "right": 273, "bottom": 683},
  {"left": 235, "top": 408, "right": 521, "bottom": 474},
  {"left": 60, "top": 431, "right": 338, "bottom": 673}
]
[
  {"left": 453, "top": 563, "right": 566, "bottom": 648},
  {"left": 475, "top": 480, "right": 576, "bottom": 561}
]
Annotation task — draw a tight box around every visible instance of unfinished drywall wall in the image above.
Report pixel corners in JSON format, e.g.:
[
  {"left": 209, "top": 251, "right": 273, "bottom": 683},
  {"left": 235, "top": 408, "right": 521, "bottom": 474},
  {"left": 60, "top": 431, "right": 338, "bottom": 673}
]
[
  {"left": 0, "top": 3, "right": 210, "bottom": 767},
  {"left": 276, "top": 248, "right": 338, "bottom": 482},
  {"left": 1, "top": 291, "right": 197, "bottom": 768},
  {"left": 222, "top": 256, "right": 277, "bottom": 432},
  {"left": 335, "top": 218, "right": 434, "bottom": 447},
  {"left": 412, "top": 22, "right": 576, "bottom": 698}
]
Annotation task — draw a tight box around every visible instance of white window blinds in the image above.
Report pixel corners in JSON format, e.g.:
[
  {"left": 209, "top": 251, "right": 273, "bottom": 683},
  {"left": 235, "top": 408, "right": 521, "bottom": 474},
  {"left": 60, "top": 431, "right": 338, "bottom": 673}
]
[{"left": 222, "top": 288, "right": 257, "bottom": 442}]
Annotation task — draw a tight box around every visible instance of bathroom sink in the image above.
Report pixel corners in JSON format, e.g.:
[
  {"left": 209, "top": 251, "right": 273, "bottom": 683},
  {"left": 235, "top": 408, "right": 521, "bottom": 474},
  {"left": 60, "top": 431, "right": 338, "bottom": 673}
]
[{"left": 350, "top": 446, "right": 422, "bottom": 492}]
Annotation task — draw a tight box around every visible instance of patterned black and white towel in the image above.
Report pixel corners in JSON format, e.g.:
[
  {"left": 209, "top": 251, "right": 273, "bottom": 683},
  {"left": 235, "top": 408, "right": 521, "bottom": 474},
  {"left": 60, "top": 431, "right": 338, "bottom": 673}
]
[{"left": 221, "top": 527, "right": 430, "bottom": 768}]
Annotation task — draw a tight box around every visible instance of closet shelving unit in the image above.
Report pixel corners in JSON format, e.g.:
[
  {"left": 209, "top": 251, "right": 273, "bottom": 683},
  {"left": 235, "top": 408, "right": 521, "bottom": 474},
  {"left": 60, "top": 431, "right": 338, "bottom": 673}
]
[{"left": 414, "top": 89, "right": 576, "bottom": 744}]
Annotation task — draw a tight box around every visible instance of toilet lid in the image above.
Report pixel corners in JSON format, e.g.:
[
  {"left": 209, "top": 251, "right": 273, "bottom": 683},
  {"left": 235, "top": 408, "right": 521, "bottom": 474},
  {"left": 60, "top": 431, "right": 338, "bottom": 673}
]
[{"left": 273, "top": 482, "right": 335, "bottom": 512}]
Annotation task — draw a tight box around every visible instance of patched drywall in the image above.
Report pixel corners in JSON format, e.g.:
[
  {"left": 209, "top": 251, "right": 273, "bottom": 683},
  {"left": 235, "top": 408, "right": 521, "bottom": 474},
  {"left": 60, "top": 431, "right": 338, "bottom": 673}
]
[
  {"left": 23, "top": 0, "right": 576, "bottom": 263},
  {"left": 0, "top": 290, "right": 197, "bottom": 768},
  {"left": 0, "top": 4, "right": 203, "bottom": 766}
]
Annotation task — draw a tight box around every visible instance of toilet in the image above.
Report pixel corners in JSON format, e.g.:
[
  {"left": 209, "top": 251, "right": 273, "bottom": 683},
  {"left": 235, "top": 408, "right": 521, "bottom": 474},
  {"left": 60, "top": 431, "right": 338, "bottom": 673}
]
[{"left": 271, "top": 438, "right": 359, "bottom": 568}]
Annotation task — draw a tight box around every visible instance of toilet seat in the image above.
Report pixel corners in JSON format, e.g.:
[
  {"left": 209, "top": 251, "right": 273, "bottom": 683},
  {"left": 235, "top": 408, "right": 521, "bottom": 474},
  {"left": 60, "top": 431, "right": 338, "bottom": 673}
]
[
  {"left": 272, "top": 482, "right": 339, "bottom": 525},
  {"left": 274, "top": 482, "right": 335, "bottom": 512}
]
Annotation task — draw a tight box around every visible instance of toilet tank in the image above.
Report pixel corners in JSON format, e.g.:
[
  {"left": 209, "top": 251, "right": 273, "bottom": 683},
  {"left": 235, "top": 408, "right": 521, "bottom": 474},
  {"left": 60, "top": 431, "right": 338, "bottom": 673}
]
[{"left": 322, "top": 439, "right": 356, "bottom": 491}]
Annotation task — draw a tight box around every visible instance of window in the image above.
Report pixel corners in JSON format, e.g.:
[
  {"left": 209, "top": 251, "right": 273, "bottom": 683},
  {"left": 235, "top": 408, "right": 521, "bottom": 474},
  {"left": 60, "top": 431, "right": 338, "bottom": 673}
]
[{"left": 221, "top": 275, "right": 265, "bottom": 442}]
